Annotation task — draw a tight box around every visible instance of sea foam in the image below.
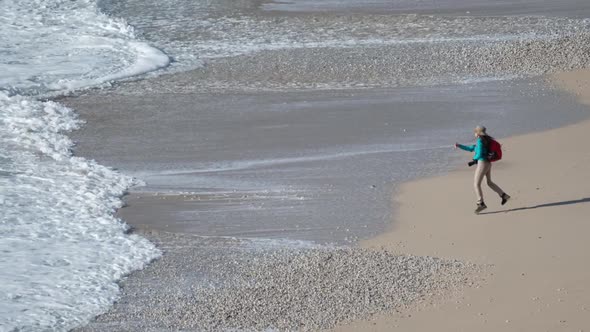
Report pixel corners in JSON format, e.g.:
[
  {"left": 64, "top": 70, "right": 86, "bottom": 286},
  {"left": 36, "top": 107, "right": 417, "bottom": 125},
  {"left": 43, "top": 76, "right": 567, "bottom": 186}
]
[
  {"left": 0, "top": 0, "right": 168, "bottom": 330},
  {"left": 0, "top": 93, "right": 160, "bottom": 330}
]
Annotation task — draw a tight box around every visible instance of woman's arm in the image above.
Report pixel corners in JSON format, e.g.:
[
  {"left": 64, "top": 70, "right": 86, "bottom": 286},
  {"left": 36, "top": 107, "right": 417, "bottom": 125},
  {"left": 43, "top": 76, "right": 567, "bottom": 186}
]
[{"left": 456, "top": 143, "right": 475, "bottom": 152}]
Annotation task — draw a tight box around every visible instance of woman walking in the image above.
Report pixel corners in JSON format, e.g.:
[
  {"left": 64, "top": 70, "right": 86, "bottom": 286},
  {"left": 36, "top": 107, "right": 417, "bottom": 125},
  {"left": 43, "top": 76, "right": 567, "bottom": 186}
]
[{"left": 455, "top": 125, "right": 510, "bottom": 214}]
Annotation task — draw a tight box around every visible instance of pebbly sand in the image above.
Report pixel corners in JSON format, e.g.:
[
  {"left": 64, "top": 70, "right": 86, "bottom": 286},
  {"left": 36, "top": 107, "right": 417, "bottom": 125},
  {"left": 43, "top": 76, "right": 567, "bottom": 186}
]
[
  {"left": 70, "top": 71, "right": 590, "bottom": 330},
  {"left": 61, "top": 1, "right": 590, "bottom": 330},
  {"left": 63, "top": 32, "right": 590, "bottom": 332},
  {"left": 262, "top": 0, "right": 590, "bottom": 17},
  {"left": 74, "top": 227, "right": 478, "bottom": 331}
]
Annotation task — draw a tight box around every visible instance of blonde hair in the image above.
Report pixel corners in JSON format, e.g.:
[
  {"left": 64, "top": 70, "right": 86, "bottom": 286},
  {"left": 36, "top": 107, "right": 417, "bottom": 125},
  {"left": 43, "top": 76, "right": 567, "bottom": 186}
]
[{"left": 474, "top": 125, "right": 487, "bottom": 137}]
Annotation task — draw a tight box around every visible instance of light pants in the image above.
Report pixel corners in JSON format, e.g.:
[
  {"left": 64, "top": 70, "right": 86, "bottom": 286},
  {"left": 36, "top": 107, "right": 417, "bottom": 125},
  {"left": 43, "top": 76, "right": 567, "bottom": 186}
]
[{"left": 474, "top": 160, "right": 505, "bottom": 204}]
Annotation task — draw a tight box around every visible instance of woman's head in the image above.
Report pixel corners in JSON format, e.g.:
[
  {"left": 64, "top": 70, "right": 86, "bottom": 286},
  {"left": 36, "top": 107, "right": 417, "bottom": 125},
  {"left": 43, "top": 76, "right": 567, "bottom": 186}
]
[{"left": 474, "top": 125, "right": 487, "bottom": 138}]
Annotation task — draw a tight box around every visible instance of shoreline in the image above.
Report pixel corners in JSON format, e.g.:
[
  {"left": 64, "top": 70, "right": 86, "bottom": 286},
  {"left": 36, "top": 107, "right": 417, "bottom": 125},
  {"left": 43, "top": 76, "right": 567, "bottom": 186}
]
[
  {"left": 76, "top": 217, "right": 477, "bottom": 331},
  {"left": 73, "top": 70, "right": 590, "bottom": 331},
  {"left": 9, "top": 1, "right": 590, "bottom": 330},
  {"left": 66, "top": 64, "right": 590, "bottom": 330},
  {"left": 333, "top": 69, "right": 590, "bottom": 330},
  {"left": 62, "top": 73, "right": 586, "bottom": 247}
]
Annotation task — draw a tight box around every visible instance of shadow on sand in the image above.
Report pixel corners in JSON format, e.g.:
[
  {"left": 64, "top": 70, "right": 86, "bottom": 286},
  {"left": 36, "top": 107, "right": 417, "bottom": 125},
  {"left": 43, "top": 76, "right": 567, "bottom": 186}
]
[{"left": 481, "top": 197, "right": 590, "bottom": 215}]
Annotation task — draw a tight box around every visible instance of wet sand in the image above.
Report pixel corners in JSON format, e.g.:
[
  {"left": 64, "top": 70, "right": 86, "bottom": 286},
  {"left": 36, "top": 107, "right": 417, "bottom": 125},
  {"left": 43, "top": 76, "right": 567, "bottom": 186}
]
[
  {"left": 64, "top": 79, "right": 586, "bottom": 245},
  {"left": 67, "top": 71, "right": 589, "bottom": 330},
  {"left": 62, "top": 1, "right": 590, "bottom": 329},
  {"left": 334, "top": 70, "right": 590, "bottom": 331},
  {"left": 262, "top": 0, "right": 590, "bottom": 17},
  {"left": 75, "top": 227, "right": 477, "bottom": 331}
]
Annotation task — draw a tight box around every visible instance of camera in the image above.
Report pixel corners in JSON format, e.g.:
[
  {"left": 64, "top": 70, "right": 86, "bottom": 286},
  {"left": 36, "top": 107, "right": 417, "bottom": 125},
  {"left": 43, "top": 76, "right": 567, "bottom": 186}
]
[{"left": 468, "top": 160, "right": 478, "bottom": 167}]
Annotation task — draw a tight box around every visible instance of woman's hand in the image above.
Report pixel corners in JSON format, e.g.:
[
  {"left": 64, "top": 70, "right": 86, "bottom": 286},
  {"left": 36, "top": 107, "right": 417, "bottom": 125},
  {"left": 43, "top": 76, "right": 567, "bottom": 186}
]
[{"left": 454, "top": 143, "right": 459, "bottom": 149}]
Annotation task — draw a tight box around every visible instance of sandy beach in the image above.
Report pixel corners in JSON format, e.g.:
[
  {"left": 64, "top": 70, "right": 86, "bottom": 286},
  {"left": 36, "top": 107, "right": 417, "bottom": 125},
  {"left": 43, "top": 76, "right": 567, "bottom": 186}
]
[
  {"left": 70, "top": 70, "right": 590, "bottom": 331},
  {"left": 333, "top": 70, "right": 590, "bottom": 331},
  {"left": 63, "top": 22, "right": 590, "bottom": 332},
  {"left": 6, "top": 0, "right": 590, "bottom": 330}
]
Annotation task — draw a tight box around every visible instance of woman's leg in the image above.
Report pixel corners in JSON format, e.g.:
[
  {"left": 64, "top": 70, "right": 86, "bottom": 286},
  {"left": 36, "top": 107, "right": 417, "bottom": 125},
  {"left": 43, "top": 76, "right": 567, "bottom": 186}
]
[
  {"left": 485, "top": 162, "right": 505, "bottom": 196},
  {"left": 474, "top": 161, "right": 487, "bottom": 204}
]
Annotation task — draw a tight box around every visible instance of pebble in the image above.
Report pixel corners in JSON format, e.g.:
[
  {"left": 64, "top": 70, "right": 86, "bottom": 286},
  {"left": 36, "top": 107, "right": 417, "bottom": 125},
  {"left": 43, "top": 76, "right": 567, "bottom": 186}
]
[
  {"left": 75, "top": 232, "right": 475, "bottom": 332},
  {"left": 66, "top": 9, "right": 590, "bottom": 332},
  {"left": 112, "top": 15, "right": 590, "bottom": 94}
]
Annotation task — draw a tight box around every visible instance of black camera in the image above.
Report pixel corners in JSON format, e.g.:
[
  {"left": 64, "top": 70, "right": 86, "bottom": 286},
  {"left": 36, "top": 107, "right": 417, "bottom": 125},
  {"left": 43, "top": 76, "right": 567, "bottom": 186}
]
[{"left": 468, "top": 160, "right": 478, "bottom": 167}]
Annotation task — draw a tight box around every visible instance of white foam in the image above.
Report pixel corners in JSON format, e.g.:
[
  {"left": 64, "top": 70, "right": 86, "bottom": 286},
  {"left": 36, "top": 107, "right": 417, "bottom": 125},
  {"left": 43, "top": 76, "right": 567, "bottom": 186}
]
[
  {"left": 0, "top": 0, "right": 168, "bottom": 330},
  {"left": 2, "top": 1, "right": 588, "bottom": 330},
  {"left": 134, "top": 143, "right": 443, "bottom": 176},
  {"left": 0, "top": 93, "right": 161, "bottom": 331},
  {"left": 0, "top": 0, "right": 169, "bottom": 95}
]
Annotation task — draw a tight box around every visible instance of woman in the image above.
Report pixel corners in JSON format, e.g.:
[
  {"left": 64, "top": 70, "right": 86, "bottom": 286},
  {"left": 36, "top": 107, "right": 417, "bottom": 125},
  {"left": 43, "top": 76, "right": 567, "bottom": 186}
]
[{"left": 455, "top": 125, "right": 510, "bottom": 214}]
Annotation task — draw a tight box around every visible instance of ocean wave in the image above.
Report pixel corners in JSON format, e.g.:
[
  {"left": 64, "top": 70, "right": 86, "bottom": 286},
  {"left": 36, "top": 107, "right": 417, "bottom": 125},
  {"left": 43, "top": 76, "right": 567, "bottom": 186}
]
[
  {"left": 95, "top": 0, "right": 590, "bottom": 77},
  {"left": 0, "top": 0, "right": 169, "bottom": 95},
  {"left": 0, "top": 0, "right": 167, "bottom": 330}
]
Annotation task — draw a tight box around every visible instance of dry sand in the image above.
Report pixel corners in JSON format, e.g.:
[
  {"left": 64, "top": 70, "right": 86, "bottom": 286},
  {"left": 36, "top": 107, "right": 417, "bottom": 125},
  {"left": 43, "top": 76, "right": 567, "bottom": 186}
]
[{"left": 334, "top": 69, "right": 590, "bottom": 331}]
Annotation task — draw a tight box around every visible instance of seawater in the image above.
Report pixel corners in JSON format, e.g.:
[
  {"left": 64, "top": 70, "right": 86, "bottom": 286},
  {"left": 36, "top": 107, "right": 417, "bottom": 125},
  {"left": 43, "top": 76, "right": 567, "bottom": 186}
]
[
  {"left": 0, "top": 0, "right": 168, "bottom": 330},
  {"left": 3, "top": 0, "right": 590, "bottom": 330}
]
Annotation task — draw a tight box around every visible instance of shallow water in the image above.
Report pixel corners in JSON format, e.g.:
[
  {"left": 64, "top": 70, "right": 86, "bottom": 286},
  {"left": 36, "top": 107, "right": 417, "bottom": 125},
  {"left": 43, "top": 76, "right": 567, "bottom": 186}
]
[
  {"left": 4, "top": 0, "right": 590, "bottom": 329},
  {"left": 263, "top": 0, "right": 590, "bottom": 17},
  {"left": 66, "top": 78, "right": 587, "bottom": 244},
  {"left": 0, "top": 0, "right": 166, "bottom": 330},
  {"left": 98, "top": 0, "right": 590, "bottom": 83}
]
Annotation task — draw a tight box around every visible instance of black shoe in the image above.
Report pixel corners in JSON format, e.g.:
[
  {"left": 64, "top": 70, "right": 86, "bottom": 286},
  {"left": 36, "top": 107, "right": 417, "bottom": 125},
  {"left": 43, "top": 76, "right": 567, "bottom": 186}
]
[
  {"left": 501, "top": 193, "right": 511, "bottom": 206},
  {"left": 475, "top": 202, "right": 487, "bottom": 215}
]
